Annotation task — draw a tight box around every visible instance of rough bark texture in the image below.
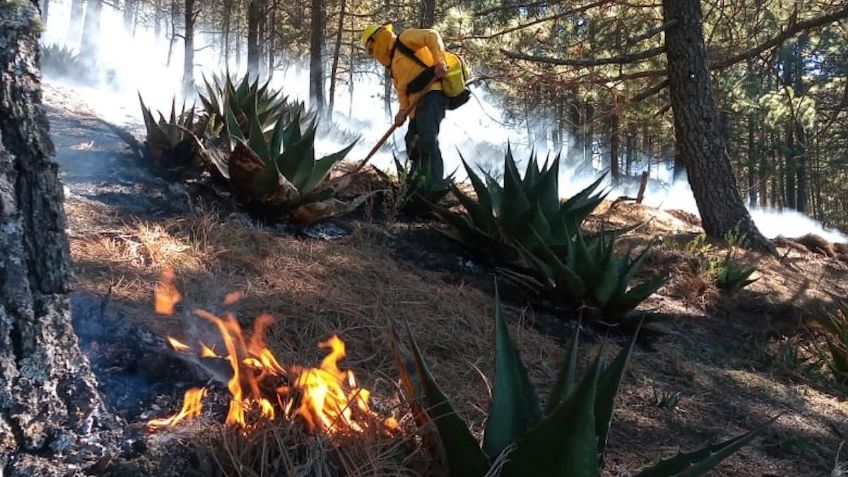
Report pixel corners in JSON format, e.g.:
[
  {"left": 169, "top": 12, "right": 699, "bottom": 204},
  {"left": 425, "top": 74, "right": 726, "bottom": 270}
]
[
  {"left": 662, "top": 0, "right": 771, "bottom": 251},
  {"left": 182, "top": 0, "right": 195, "bottom": 90},
  {"left": 327, "top": 0, "right": 347, "bottom": 116},
  {"left": 0, "top": 0, "right": 104, "bottom": 463},
  {"left": 247, "top": 0, "right": 264, "bottom": 76},
  {"left": 309, "top": 0, "right": 325, "bottom": 113},
  {"left": 419, "top": 0, "right": 435, "bottom": 28}
]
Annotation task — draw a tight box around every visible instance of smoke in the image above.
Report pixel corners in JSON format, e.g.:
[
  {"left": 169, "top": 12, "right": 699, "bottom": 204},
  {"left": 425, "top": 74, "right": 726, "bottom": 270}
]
[{"left": 42, "top": 0, "right": 847, "bottom": 243}]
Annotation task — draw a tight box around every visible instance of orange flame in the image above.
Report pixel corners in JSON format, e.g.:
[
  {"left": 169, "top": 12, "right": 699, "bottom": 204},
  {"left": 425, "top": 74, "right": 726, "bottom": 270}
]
[
  {"left": 167, "top": 337, "right": 191, "bottom": 352},
  {"left": 148, "top": 276, "right": 396, "bottom": 434},
  {"left": 223, "top": 290, "right": 245, "bottom": 305},
  {"left": 148, "top": 387, "right": 206, "bottom": 428},
  {"left": 200, "top": 342, "right": 218, "bottom": 358},
  {"left": 155, "top": 267, "right": 181, "bottom": 316}
]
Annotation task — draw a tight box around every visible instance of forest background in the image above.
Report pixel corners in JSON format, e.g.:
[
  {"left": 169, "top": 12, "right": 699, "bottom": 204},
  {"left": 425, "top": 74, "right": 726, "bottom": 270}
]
[{"left": 39, "top": 0, "right": 848, "bottom": 237}]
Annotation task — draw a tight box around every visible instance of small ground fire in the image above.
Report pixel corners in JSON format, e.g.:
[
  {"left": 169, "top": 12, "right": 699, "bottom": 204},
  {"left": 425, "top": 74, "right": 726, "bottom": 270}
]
[{"left": 149, "top": 268, "right": 398, "bottom": 434}]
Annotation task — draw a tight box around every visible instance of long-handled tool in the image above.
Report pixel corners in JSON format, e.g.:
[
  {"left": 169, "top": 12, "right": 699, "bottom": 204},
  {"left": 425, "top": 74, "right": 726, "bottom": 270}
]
[{"left": 348, "top": 77, "right": 439, "bottom": 176}]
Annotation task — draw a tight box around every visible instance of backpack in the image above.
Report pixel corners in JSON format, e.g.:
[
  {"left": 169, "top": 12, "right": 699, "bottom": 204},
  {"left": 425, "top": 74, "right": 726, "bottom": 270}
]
[{"left": 393, "top": 39, "right": 471, "bottom": 110}]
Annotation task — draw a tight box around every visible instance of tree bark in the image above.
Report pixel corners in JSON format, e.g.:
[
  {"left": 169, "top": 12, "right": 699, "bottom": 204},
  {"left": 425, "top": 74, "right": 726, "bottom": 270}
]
[
  {"left": 662, "top": 0, "right": 770, "bottom": 250},
  {"left": 309, "top": 0, "right": 325, "bottom": 114},
  {"left": 80, "top": 0, "right": 101, "bottom": 68},
  {"left": 68, "top": 0, "right": 84, "bottom": 44},
  {"left": 419, "top": 0, "right": 435, "bottom": 28},
  {"left": 785, "top": 123, "right": 796, "bottom": 209},
  {"left": 222, "top": 0, "right": 231, "bottom": 66},
  {"left": 183, "top": 0, "right": 195, "bottom": 92},
  {"left": 166, "top": 0, "right": 179, "bottom": 67},
  {"left": 747, "top": 113, "right": 757, "bottom": 207},
  {"left": 123, "top": 0, "right": 135, "bottom": 33},
  {"left": 247, "top": 0, "right": 264, "bottom": 76},
  {"left": 609, "top": 112, "right": 620, "bottom": 183},
  {"left": 582, "top": 99, "right": 594, "bottom": 171},
  {"left": 39, "top": 0, "right": 49, "bottom": 22},
  {"left": 327, "top": 0, "right": 347, "bottom": 117},
  {"left": 0, "top": 0, "right": 104, "bottom": 463}
]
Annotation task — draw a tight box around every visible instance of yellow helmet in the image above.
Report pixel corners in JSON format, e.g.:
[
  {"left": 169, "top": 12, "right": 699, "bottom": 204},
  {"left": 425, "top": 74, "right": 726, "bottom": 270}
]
[{"left": 361, "top": 23, "right": 393, "bottom": 46}]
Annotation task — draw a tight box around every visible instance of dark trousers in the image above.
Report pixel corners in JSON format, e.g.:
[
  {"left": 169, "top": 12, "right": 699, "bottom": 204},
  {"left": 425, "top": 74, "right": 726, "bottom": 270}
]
[{"left": 405, "top": 91, "right": 447, "bottom": 181}]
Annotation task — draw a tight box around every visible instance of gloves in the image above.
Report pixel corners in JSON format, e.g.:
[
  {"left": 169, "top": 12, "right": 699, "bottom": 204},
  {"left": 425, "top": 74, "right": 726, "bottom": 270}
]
[{"left": 394, "top": 109, "right": 407, "bottom": 127}]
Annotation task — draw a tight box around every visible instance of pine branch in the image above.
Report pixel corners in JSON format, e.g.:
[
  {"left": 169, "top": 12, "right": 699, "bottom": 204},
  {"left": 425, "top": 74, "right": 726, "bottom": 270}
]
[
  {"left": 710, "top": 6, "right": 848, "bottom": 70},
  {"left": 502, "top": 46, "right": 666, "bottom": 66}
]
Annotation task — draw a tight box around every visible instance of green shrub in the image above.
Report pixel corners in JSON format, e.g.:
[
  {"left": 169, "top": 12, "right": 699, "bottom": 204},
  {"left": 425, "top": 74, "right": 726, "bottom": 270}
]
[
  {"left": 41, "top": 43, "right": 87, "bottom": 80},
  {"left": 392, "top": 294, "right": 770, "bottom": 476},
  {"left": 387, "top": 155, "right": 455, "bottom": 214},
  {"left": 713, "top": 253, "right": 758, "bottom": 293}
]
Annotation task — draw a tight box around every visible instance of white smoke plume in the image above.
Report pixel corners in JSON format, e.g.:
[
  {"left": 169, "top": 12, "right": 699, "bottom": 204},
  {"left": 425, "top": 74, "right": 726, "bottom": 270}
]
[{"left": 42, "top": 0, "right": 847, "bottom": 243}]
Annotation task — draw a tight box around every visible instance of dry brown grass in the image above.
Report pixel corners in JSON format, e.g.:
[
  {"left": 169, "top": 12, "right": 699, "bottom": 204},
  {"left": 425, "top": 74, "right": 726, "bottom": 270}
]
[
  {"left": 66, "top": 191, "right": 848, "bottom": 476},
  {"left": 198, "top": 419, "right": 425, "bottom": 477},
  {"left": 66, "top": 196, "right": 565, "bottom": 474}
]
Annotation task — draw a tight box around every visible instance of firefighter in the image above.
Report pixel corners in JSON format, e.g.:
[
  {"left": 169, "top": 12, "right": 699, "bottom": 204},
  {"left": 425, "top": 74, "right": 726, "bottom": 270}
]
[{"left": 362, "top": 23, "right": 448, "bottom": 182}]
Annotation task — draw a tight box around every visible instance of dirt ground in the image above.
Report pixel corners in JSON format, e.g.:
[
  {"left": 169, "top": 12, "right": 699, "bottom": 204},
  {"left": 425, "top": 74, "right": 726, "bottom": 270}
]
[{"left": 46, "top": 80, "right": 848, "bottom": 476}]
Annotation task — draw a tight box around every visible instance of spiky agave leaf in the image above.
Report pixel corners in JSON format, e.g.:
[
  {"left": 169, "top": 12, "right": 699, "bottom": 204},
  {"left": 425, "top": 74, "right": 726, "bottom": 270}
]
[
  {"left": 227, "top": 139, "right": 285, "bottom": 202},
  {"left": 595, "top": 322, "right": 641, "bottom": 457},
  {"left": 714, "top": 254, "right": 758, "bottom": 293},
  {"left": 399, "top": 295, "right": 766, "bottom": 476},
  {"left": 483, "top": 287, "right": 542, "bottom": 458},
  {"left": 137, "top": 94, "right": 206, "bottom": 173},
  {"left": 499, "top": 356, "right": 602, "bottom": 477},
  {"left": 632, "top": 419, "right": 774, "bottom": 477},
  {"left": 406, "top": 325, "right": 489, "bottom": 477},
  {"left": 507, "top": 225, "right": 668, "bottom": 322},
  {"left": 544, "top": 323, "right": 581, "bottom": 415}
]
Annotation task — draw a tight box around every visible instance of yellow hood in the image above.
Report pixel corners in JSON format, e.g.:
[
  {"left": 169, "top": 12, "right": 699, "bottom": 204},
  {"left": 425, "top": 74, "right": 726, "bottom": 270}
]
[{"left": 371, "top": 29, "right": 396, "bottom": 67}]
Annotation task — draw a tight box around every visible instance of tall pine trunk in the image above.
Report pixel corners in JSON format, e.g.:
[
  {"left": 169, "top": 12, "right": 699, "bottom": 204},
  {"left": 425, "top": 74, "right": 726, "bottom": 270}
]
[
  {"left": 183, "top": 0, "right": 195, "bottom": 91},
  {"left": 419, "top": 0, "right": 435, "bottom": 28},
  {"left": 123, "top": 0, "right": 135, "bottom": 33},
  {"left": 247, "top": 0, "right": 264, "bottom": 76},
  {"left": 68, "top": 0, "right": 84, "bottom": 44},
  {"left": 662, "top": 0, "right": 770, "bottom": 250},
  {"left": 308, "top": 0, "right": 325, "bottom": 113},
  {"left": 1, "top": 1, "right": 105, "bottom": 468},
  {"left": 80, "top": 0, "right": 101, "bottom": 68},
  {"left": 327, "top": 0, "right": 347, "bottom": 117},
  {"left": 609, "top": 112, "right": 620, "bottom": 183}
]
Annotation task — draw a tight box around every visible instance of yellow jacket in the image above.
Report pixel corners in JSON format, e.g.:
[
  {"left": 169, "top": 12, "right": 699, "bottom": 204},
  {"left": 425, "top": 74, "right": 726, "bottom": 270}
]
[{"left": 372, "top": 28, "right": 446, "bottom": 118}]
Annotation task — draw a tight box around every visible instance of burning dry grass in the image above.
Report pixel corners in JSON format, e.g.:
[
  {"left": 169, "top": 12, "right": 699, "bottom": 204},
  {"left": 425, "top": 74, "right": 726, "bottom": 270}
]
[
  {"left": 65, "top": 190, "right": 848, "bottom": 476},
  {"left": 199, "top": 419, "right": 423, "bottom": 477},
  {"left": 65, "top": 197, "right": 564, "bottom": 474}
]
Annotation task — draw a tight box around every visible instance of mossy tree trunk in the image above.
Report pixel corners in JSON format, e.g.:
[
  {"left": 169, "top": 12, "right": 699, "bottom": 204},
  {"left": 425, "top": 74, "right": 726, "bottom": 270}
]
[{"left": 0, "top": 0, "right": 104, "bottom": 466}]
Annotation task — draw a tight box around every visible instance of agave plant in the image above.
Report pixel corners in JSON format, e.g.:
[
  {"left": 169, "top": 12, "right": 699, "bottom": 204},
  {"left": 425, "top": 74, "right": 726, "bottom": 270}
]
[
  {"left": 138, "top": 95, "right": 209, "bottom": 176},
  {"left": 389, "top": 154, "right": 456, "bottom": 213},
  {"left": 434, "top": 147, "right": 607, "bottom": 264},
  {"left": 392, "top": 294, "right": 770, "bottom": 477},
  {"left": 714, "top": 253, "right": 758, "bottom": 293},
  {"left": 40, "top": 43, "right": 86, "bottom": 79},
  {"left": 505, "top": 226, "right": 669, "bottom": 321},
  {"left": 199, "top": 72, "right": 302, "bottom": 142},
  {"left": 220, "top": 107, "right": 359, "bottom": 223}
]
